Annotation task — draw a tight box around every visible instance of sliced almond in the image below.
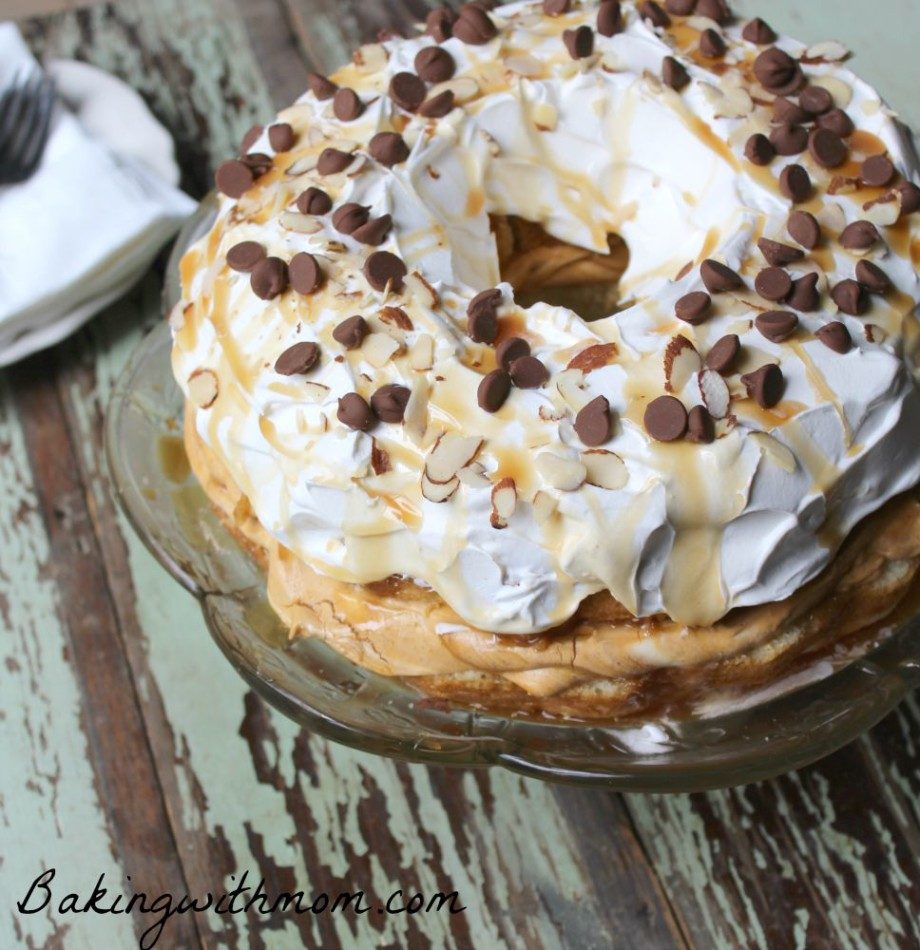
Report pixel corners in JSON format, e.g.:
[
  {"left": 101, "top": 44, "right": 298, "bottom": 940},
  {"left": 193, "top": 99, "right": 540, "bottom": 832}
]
[
  {"left": 532, "top": 490, "right": 557, "bottom": 525},
  {"left": 353, "top": 43, "right": 388, "bottom": 73},
  {"left": 458, "top": 461, "right": 491, "bottom": 488},
  {"left": 279, "top": 211, "right": 324, "bottom": 234},
  {"left": 863, "top": 198, "right": 901, "bottom": 228},
  {"left": 532, "top": 102, "right": 558, "bottom": 132},
  {"left": 421, "top": 473, "right": 460, "bottom": 503},
  {"left": 506, "top": 53, "right": 543, "bottom": 78},
  {"left": 285, "top": 155, "right": 317, "bottom": 176},
  {"left": 379, "top": 306, "right": 413, "bottom": 331},
  {"left": 817, "top": 201, "right": 846, "bottom": 234},
  {"left": 538, "top": 404, "right": 566, "bottom": 422},
  {"left": 664, "top": 335, "right": 701, "bottom": 393},
  {"left": 301, "top": 381, "right": 330, "bottom": 403},
  {"left": 362, "top": 332, "right": 401, "bottom": 367},
  {"left": 403, "top": 381, "right": 430, "bottom": 444},
  {"left": 566, "top": 342, "right": 618, "bottom": 373},
  {"left": 749, "top": 431, "right": 797, "bottom": 473},
  {"left": 809, "top": 75, "right": 852, "bottom": 109},
  {"left": 371, "top": 439, "right": 391, "bottom": 475},
  {"left": 430, "top": 76, "right": 480, "bottom": 104},
  {"left": 582, "top": 450, "right": 628, "bottom": 491},
  {"left": 490, "top": 477, "right": 517, "bottom": 528},
  {"left": 555, "top": 368, "right": 588, "bottom": 411},
  {"left": 535, "top": 452, "right": 586, "bottom": 492},
  {"left": 409, "top": 333, "right": 435, "bottom": 371},
  {"left": 188, "top": 369, "right": 218, "bottom": 409},
  {"left": 699, "top": 368, "right": 731, "bottom": 419},
  {"left": 426, "top": 433, "right": 483, "bottom": 483},
  {"left": 803, "top": 40, "right": 850, "bottom": 63},
  {"left": 405, "top": 271, "right": 440, "bottom": 309}
]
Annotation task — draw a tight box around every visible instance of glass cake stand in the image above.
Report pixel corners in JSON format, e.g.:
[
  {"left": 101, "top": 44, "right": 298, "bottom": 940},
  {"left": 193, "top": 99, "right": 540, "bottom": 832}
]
[{"left": 104, "top": 197, "right": 919, "bottom": 791}]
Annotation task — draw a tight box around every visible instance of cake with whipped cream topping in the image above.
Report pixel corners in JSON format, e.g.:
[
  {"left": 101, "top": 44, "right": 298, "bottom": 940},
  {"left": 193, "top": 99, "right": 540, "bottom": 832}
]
[{"left": 171, "top": 0, "right": 920, "bottom": 717}]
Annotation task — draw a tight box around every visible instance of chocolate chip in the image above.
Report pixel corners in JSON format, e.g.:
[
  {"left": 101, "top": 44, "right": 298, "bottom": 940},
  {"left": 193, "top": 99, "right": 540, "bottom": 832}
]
[
  {"left": 799, "top": 85, "right": 833, "bottom": 115},
  {"left": 758, "top": 238, "right": 804, "bottom": 266},
  {"left": 817, "top": 108, "right": 854, "bottom": 138},
  {"left": 389, "top": 72, "right": 427, "bottom": 112},
  {"left": 705, "top": 334, "right": 740, "bottom": 374},
  {"left": 809, "top": 128, "right": 847, "bottom": 168},
  {"left": 275, "top": 341, "right": 320, "bottom": 375},
  {"left": 640, "top": 1, "right": 670, "bottom": 27},
  {"left": 788, "top": 210, "right": 820, "bottom": 248},
  {"left": 666, "top": 0, "right": 696, "bottom": 13},
  {"left": 742, "top": 17, "right": 776, "bottom": 44},
  {"left": 855, "top": 260, "right": 890, "bottom": 294},
  {"left": 478, "top": 369, "right": 512, "bottom": 412},
  {"left": 215, "top": 160, "right": 254, "bottom": 198},
  {"left": 753, "top": 47, "right": 802, "bottom": 93},
  {"left": 352, "top": 215, "right": 393, "bottom": 247},
  {"left": 371, "top": 384, "right": 411, "bottom": 423},
  {"left": 242, "top": 152, "right": 273, "bottom": 176},
  {"left": 860, "top": 155, "right": 894, "bottom": 188},
  {"left": 268, "top": 123, "right": 295, "bottom": 152},
  {"left": 333, "top": 88, "right": 365, "bottom": 122},
  {"left": 495, "top": 336, "right": 531, "bottom": 370},
  {"left": 453, "top": 3, "right": 498, "bottom": 44},
  {"left": 644, "top": 395, "right": 687, "bottom": 442},
  {"left": 815, "top": 321, "right": 852, "bottom": 354},
  {"left": 675, "top": 290, "right": 711, "bottom": 324},
  {"left": 770, "top": 123, "right": 808, "bottom": 156},
  {"left": 333, "top": 315, "right": 369, "bottom": 349},
  {"left": 699, "top": 28, "right": 726, "bottom": 58},
  {"left": 788, "top": 272, "right": 820, "bottom": 312},
  {"left": 419, "top": 90, "right": 456, "bottom": 118},
  {"left": 831, "top": 279, "right": 868, "bottom": 316},
  {"left": 543, "top": 0, "right": 571, "bottom": 14},
  {"left": 662, "top": 57, "right": 690, "bottom": 91},
  {"left": 250, "top": 257, "right": 289, "bottom": 300},
  {"left": 289, "top": 252, "right": 322, "bottom": 294},
  {"left": 897, "top": 181, "right": 920, "bottom": 215},
  {"left": 332, "top": 202, "right": 370, "bottom": 235},
  {"left": 773, "top": 97, "right": 811, "bottom": 126},
  {"left": 240, "top": 124, "right": 263, "bottom": 153},
  {"left": 743, "top": 134, "right": 774, "bottom": 167},
  {"left": 226, "top": 241, "right": 265, "bottom": 272},
  {"left": 779, "top": 164, "right": 811, "bottom": 203},
  {"left": 755, "top": 310, "right": 798, "bottom": 343},
  {"left": 317, "top": 148, "right": 354, "bottom": 175},
  {"left": 687, "top": 405, "right": 715, "bottom": 444},
  {"left": 337, "top": 393, "right": 375, "bottom": 431},
  {"left": 426, "top": 6, "right": 457, "bottom": 42},
  {"left": 297, "top": 187, "right": 331, "bottom": 216},
  {"left": 597, "top": 0, "right": 624, "bottom": 36},
  {"left": 307, "top": 72, "right": 338, "bottom": 100},
  {"left": 467, "top": 288, "right": 503, "bottom": 345},
  {"left": 364, "top": 251, "right": 407, "bottom": 293},
  {"left": 563, "top": 25, "right": 594, "bottom": 59},
  {"left": 697, "top": 0, "right": 730, "bottom": 24},
  {"left": 701, "top": 259, "right": 742, "bottom": 293},
  {"left": 741, "top": 364, "right": 784, "bottom": 408},
  {"left": 840, "top": 220, "right": 879, "bottom": 250},
  {"left": 755, "top": 267, "right": 793, "bottom": 302},
  {"left": 415, "top": 46, "right": 456, "bottom": 84},
  {"left": 510, "top": 355, "right": 549, "bottom": 389},
  {"left": 571, "top": 396, "right": 610, "bottom": 446}
]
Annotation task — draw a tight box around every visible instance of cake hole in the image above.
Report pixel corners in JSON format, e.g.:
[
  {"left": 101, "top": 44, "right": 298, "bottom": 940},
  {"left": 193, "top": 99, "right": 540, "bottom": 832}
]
[{"left": 492, "top": 215, "right": 630, "bottom": 322}]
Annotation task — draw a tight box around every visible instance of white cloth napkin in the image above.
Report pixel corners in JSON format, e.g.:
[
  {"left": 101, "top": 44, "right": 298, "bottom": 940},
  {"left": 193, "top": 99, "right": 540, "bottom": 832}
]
[{"left": 0, "top": 23, "right": 196, "bottom": 366}]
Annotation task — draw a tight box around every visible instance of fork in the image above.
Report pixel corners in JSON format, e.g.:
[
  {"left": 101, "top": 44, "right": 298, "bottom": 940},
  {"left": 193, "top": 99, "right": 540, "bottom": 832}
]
[{"left": 0, "top": 68, "right": 57, "bottom": 186}]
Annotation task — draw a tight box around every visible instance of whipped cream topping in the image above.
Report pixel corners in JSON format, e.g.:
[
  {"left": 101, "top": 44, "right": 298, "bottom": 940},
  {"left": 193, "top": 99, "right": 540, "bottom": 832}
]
[{"left": 172, "top": 0, "right": 920, "bottom": 633}]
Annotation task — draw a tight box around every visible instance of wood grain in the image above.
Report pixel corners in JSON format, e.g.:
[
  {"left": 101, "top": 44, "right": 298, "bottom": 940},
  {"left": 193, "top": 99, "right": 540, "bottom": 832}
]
[{"left": 3, "top": 1, "right": 918, "bottom": 948}]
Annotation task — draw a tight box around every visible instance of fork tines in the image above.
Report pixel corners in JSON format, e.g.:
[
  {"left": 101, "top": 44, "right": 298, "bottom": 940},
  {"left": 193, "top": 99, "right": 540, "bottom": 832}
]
[{"left": 0, "top": 68, "right": 57, "bottom": 185}]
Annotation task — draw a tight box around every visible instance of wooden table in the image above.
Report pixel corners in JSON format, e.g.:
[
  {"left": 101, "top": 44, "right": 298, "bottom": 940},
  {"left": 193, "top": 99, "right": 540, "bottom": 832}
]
[{"left": 2, "top": 1, "right": 917, "bottom": 947}]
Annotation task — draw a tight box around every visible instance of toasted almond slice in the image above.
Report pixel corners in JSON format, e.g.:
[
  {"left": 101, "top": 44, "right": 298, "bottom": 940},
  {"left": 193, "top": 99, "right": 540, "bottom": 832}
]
[
  {"left": 582, "top": 450, "right": 628, "bottom": 491},
  {"left": 664, "top": 335, "right": 701, "bottom": 393},
  {"left": 817, "top": 201, "right": 846, "bottom": 234},
  {"left": 490, "top": 477, "right": 517, "bottom": 528},
  {"left": 532, "top": 490, "right": 558, "bottom": 524},
  {"left": 362, "top": 332, "right": 401, "bottom": 367},
  {"left": 699, "top": 369, "right": 731, "bottom": 419},
  {"left": 863, "top": 198, "right": 901, "bottom": 228},
  {"left": 430, "top": 76, "right": 480, "bottom": 104},
  {"left": 285, "top": 155, "right": 317, "bottom": 176},
  {"left": 804, "top": 40, "right": 850, "bottom": 63},
  {"left": 188, "top": 369, "right": 218, "bottom": 408},
  {"left": 458, "top": 462, "right": 491, "bottom": 488},
  {"left": 809, "top": 75, "right": 852, "bottom": 108},
  {"left": 506, "top": 53, "right": 543, "bottom": 78},
  {"left": 301, "top": 381, "right": 330, "bottom": 403},
  {"left": 749, "top": 431, "right": 797, "bottom": 473},
  {"left": 279, "top": 211, "right": 324, "bottom": 234},
  {"left": 405, "top": 271, "right": 440, "bottom": 308},
  {"left": 535, "top": 452, "right": 586, "bottom": 492},
  {"left": 555, "top": 368, "right": 588, "bottom": 411},
  {"left": 421, "top": 473, "right": 460, "bottom": 503},
  {"left": 426, "top": 433, "right": 483, "bottom": 484},
  {"left": 566, "top": 342, "right": 618, "bottom": 373},
  {"left": 409, "top": 333, "right": 435, "bottom": 371},
  {"left": 403, "top": 381, "right": 430, "bottom": 444}
]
